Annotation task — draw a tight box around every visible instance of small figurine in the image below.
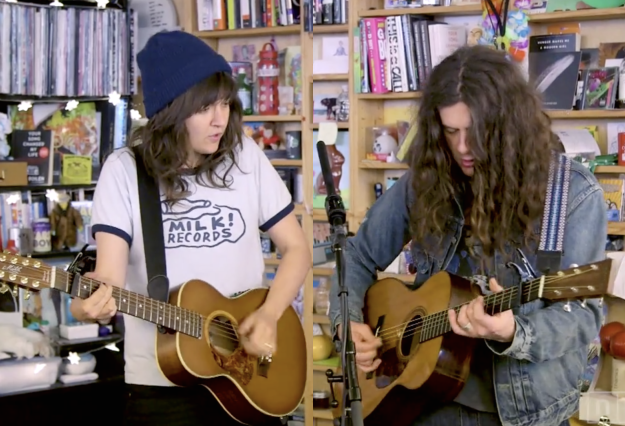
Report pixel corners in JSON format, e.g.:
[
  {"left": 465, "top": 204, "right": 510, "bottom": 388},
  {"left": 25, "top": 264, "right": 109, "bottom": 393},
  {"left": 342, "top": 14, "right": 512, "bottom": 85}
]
[
  {"left": 257, "top": 123, "right": 282, "bottom": 150},
  {"left": 598, "top": 415, "right": 611, "bottom": 426},
  {"left": 0, "top": 112, "right": 12, "bottom": 159},
  {"left": 49, "top": 191, "right": 84, "bottom": 251},
  {"left": 373, "top": 130, "right": 398, "bottom": 161},
  {"left": 336, "top": 86, "right": 350, "bottom": 122}
]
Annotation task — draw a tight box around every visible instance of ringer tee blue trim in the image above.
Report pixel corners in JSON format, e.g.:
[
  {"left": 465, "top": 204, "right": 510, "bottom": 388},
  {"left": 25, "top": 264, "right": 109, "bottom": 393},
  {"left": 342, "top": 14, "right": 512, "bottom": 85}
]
[
  {"left": 259, "top": 203, "right": 295, "bottom": 232},
  {"left": 92, "top": 224, "right": 132, "bottom": 247}
]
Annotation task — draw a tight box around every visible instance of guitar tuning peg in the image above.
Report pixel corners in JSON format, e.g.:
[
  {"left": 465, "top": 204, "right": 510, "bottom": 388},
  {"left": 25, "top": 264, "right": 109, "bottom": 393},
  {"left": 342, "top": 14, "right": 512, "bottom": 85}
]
[
  {"left": 563, "top": 301, "right": 572, "bottom": 312},
  {"left": 580, "top": 299, "right": 587, "bottom": 308},
  {"left": 0, "top": 284, "right": 9, "bottom": 294},
  {"left": 12, "top": 287, "right": 18, "bottom": 297},
  {"left": 24, "top": 291, "right": 31, "bottom": 300}
]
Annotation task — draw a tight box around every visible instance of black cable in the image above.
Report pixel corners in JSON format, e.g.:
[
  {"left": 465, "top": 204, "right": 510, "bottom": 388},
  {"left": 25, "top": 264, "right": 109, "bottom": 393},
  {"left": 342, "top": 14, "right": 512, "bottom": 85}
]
[{"left": 484, "top": 0, "right": 511, "bottom": 51}]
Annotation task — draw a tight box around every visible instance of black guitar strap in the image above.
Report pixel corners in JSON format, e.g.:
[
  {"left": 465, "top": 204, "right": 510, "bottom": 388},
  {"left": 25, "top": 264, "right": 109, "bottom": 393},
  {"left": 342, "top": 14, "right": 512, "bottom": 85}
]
[{"left": 132, "top": 146, "right": 170, "bottom": 334}]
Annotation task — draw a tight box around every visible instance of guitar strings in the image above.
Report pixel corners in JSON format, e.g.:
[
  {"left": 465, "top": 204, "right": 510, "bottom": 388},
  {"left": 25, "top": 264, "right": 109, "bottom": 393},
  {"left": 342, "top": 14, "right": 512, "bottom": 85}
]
[
  {"left": 3, "top": 264, "right": 243, "bottom": 343},
  {"left": 374, "top": 272, "right": 586, "bottom": 340},
  {"left": 76, "top": 274, "right": 243, "bottom": 341},
  {"left": 3, "top": 262, "right": 597, "bottom": 346},
  {"left": 374, "top": 271, "right": 594, "bottom": 343},
  {"left": 377, "top": 278, "right": 587, "bottom": 344}
]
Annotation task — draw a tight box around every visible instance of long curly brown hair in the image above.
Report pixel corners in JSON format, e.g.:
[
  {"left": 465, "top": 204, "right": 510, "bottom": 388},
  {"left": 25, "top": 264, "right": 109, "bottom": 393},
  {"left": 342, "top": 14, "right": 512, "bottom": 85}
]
[
  {"left": 131, "top": 72, "right": 244, "bottom": 201},
  {"left": 409, "top": 45, "right": 556, "bottom": 257}
]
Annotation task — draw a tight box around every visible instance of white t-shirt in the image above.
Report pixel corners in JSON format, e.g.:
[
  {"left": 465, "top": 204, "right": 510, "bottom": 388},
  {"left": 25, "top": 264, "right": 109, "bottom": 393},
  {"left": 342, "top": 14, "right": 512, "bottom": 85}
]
[{"left": 90, "top": 136, "right": 293, "bottom": 387}]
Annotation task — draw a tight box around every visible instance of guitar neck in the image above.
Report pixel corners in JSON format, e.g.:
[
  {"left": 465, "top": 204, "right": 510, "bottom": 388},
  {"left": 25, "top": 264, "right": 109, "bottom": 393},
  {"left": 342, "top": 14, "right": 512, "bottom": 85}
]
[
  {"left": 55, "top": 269, "right": 203, "bottom": 338},
  {"left": 419, "top": 277, "right": 543, "bottom": 343}
]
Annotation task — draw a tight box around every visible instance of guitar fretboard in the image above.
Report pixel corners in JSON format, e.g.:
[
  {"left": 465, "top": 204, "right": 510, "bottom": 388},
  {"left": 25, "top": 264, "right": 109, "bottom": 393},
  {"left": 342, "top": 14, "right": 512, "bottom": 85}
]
[
  {"left": 56, "top": 270, "right": 203, "bottom": 338},
  {"left": 418, "top": 279, "right": 541, "bottom": 342}
]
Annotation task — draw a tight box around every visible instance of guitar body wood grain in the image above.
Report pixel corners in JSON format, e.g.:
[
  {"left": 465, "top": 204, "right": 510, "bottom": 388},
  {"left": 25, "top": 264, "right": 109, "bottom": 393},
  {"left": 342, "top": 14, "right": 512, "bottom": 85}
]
[
  {"left": 357, "top": 274, "right": 481, "bottom": 426},
  {"left": 156, "top": 280, "right": 307, "bottom": 426}
]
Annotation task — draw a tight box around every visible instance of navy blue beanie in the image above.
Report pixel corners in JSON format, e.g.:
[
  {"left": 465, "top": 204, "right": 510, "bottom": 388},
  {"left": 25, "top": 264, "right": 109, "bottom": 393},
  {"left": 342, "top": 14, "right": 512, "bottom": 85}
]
[{"left": 138, "top": 30, "right": 232, "bottom": 119}]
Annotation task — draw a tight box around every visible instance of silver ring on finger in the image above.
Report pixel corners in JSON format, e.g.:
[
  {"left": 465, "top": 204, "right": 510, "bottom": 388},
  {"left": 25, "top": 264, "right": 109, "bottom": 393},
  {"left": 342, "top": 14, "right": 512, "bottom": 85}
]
[{"left": 461, "top": 321, "right": 473, "bottom": 331}]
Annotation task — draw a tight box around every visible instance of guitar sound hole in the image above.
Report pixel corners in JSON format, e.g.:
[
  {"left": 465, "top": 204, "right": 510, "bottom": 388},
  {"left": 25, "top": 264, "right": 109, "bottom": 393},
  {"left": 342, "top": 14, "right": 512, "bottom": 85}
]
[
  {"left": 208, "top": 315, "right": 239, "bottom": 356},
  {"left": 398, "top": 315, "right": 422, "bottom": 358}
]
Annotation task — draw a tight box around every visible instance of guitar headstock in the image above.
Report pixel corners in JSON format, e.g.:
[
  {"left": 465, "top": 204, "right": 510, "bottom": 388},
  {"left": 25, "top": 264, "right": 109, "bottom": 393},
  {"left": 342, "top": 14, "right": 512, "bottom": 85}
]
[
  {"left": 540, "top": 258, "right": 613, "bottom": 301},
  {"left": 0, "top": 252, "right": 55, "bottom": 293}
]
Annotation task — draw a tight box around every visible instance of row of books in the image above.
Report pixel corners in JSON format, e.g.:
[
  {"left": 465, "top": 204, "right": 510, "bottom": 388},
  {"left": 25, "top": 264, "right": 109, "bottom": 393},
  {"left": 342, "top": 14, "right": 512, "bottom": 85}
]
[
  {"left": 528, "top": 32, "right": 625, "bottom": 111},
  {"left": 311, "top": 0, "right": 348, "bottom": 26},
  {"left": 0, "top": 2, "right": 138, "bottom": 98},
  {"left": 383, "top": 0, "right": 463, "bottom": 7},
  {"left": 600, "top": 176, "right": 625, "bottom": 223},
  {"left": 196, "top": 0, "right": 298, "bottom": 31},
  {"left": 356, "top": 15, "right": 467, "bottom": 94}
]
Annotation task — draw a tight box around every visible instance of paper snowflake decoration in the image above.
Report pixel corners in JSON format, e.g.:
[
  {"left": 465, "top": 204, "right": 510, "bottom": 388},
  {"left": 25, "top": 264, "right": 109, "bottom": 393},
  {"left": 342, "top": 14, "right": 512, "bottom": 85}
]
[
  {"left": 96, "top": 0, "right": 109, "bottom": 8},
  {"left": 17, "top": 101, "right": 32, "bottom": 112},
  {"left": 65, "top": 100, "right": 79, "bottom": 111},
  {"left": 108, "top": 91, "right": 121, "bottom": 106},
  {"left": 130, "top": 109, "right": 142, "bottom": 120},
  {"left": 50, "top": 0, "right": 63, "bottom": 7},
  {"left": 67, "top": 352, "right": 81, "bottom": 365}
]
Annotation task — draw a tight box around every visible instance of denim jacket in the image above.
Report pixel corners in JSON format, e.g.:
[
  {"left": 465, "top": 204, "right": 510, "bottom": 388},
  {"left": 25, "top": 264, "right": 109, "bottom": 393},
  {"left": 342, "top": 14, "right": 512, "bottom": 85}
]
[{"left": 329, "top": 157, "right": 607, "bottom": 426}]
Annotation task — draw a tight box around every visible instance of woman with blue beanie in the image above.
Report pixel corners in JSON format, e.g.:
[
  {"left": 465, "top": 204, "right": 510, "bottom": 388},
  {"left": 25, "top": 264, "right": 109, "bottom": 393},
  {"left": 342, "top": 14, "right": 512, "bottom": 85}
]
[{"left": 69, "top": 30, "right": 310, "bottom": 425}]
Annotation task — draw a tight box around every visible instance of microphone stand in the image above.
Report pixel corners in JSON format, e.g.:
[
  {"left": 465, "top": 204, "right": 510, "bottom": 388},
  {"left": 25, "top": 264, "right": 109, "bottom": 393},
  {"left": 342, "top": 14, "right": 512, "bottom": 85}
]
[{"left": 323, "top": 192, "right": 364, "bottom": 426}]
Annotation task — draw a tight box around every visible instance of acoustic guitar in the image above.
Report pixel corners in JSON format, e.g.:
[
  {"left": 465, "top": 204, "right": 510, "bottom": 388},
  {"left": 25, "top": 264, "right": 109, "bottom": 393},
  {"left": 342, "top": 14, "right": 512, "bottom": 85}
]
[
  {"left": 0, "top": 253, "right": 307, "bottom": 426},
  {"left": 344, "top": 259, "right": 612, "bottom": 426}
]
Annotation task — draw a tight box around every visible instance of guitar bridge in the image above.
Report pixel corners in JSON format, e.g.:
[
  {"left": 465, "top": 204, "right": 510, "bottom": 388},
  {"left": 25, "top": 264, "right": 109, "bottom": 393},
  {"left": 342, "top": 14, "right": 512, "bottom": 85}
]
[{"left": 257, "top": 353, "right": 273, "bottom": 378}]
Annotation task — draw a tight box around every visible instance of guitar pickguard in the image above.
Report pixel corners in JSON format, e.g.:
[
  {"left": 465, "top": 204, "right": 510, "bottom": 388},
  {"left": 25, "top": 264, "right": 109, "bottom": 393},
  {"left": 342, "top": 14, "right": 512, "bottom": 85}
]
[{"left": 212, "top": 347, "right": 255, "bottom": 385}]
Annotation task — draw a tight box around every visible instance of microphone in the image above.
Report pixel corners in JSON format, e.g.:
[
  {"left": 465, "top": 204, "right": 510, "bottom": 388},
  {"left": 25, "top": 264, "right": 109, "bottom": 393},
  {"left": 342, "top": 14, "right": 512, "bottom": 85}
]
[{"left": 316, "top": 140, "right": 347, "bottom": 243}]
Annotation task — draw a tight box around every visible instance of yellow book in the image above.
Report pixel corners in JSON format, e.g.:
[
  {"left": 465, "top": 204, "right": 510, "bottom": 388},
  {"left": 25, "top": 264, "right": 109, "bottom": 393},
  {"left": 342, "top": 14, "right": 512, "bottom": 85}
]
[
  {"left": 61, "top": 155, "right": 92, "bottom": 185},
  {"left": 597, "top": 177, "right": 624, "bottom": 221}
]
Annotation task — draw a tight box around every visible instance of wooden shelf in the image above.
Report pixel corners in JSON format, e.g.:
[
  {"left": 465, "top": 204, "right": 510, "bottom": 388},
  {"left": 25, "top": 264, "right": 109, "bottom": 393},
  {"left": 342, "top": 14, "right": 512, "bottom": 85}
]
[
  {"left": 528, "top": 7, "right": 625, "bottom": 23},
  {"left": 313, "top": 209, "right": 328, "bottom": 221},
  {"left": 243, "top": 115, "right": 302, "bottom": 122},
  {"left": 270, "top": 159, "right": 303, "bottom": 167},
  {"left": 357, "top": 91, "right": 421, "bottom": 100},
  {"left": 311, "top": 122, "right": 349, "bottom": 130},
  {"left": 312, "top": 363, "right": 336, "bottom": 372},
  {"left": 313, "top": 314, "right": 330, "bottom": 325},
  {"left": 311, "top": 74, "right": 349, "bottom": 82},
  {"left": 263, "top": 255, "right": 281, "bottom": 266},
  {"left": 595, "top": 166, "right": 625, "bottom": 174},
  {"left": 359, "top": 4, "right": 482, "bottom": 17},
  {"left": 360, "top": 160, "right": 408, "bottom": 169},
  {"left": 313, "top": 24, "right": 349, "bottom": 34},
  {"left": 193, "top": 25, "right": 300, "bottom": 39},
  {"left": 608, "top": 222, "right": 625, "bottom": 236},
  {"left": 313, "top": 267, "right": 333, "bottom": 276},
  {"left": 547, "top": 110, "right": 625, "bottom": 119},
  {"left": 313, "top": 409, "right": 336, "bottom": 420}
]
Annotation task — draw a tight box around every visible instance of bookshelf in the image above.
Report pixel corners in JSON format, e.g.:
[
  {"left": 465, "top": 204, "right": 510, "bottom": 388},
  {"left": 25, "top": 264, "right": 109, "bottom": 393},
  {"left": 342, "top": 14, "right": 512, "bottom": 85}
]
[
  {"left": 0, "top": 0, "right": 133, "bottom": 257},
  {"left": 348, "top": 2, "right": 625, "bottom": 235},
  {"left": 172, "top": 1, "right": 314, "bottom": 423},
  {"left": 314, "top": 1, "right": 625, "bottom": 424}
]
